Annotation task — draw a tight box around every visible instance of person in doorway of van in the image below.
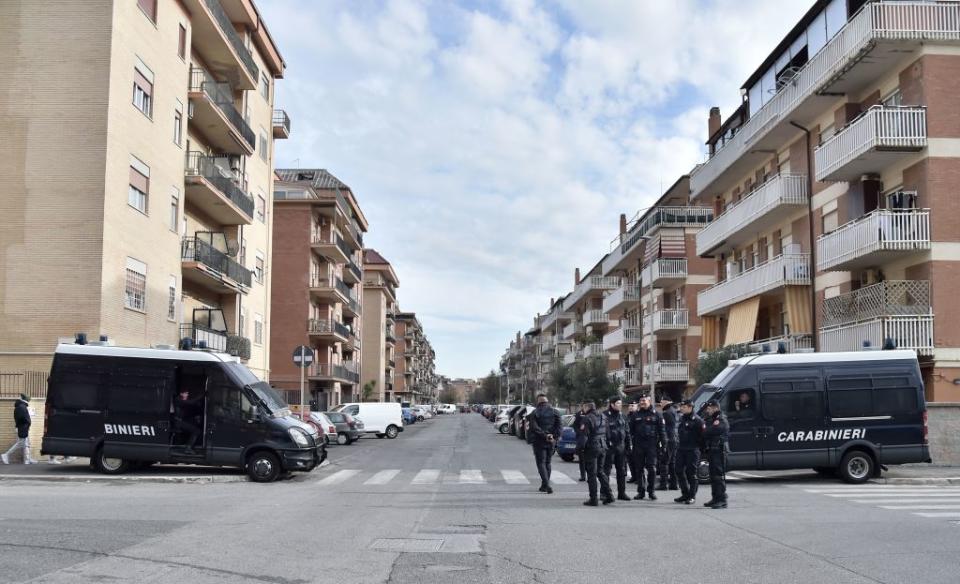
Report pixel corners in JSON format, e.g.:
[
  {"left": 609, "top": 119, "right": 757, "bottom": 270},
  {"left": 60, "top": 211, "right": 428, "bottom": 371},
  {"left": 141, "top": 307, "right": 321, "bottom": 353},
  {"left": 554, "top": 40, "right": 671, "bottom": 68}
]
[
  {"left": 733, "top": 391, "right": 754, "bottom": 413},
  {"left": 173, "top": 390, "right": 204, "bottom": 454},
  {"left": 1, "top": 394, "right": 38, "bottom": 464},
  {"left": 526, "top": 394, "right": 561, "bottom": 494},
  {"left": 674, "top": 400, "right": 704, "bottom": 505},
  {"left": 702, "top": 399, "right": 730, "bottom": 509}
]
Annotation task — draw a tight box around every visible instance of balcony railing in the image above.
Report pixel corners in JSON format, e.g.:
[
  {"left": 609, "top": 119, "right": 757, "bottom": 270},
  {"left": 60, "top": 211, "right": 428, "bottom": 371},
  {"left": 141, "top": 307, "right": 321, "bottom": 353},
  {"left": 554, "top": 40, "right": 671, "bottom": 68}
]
[
  {"left": 179, "top": 323, "right": 227, "bottom": 352},
  {"left": 602, "top": 326, "right": 643, "bottom": 351},
  {"left": 583, "top": 309, "right": 608, "bottom": 327},
  {"left": 602, "top": 283, "right": 640, "bottom": 317},
  {"left": 612, "top": 368, "right": 642, "bottom": 386},
  {"left": 698, "top": 253, "right": 810, "bottom": 316},
  {"left": 746, "top": 334, "right": 814, "bottom": 355},
  {"left": 203, "top": 0, "right": 259, "bottom": 81},
  {"left": 567, "top": 275, "right": 622, "bottom": 308},
  {"left": 815, "top": 106, "right": 927, "bottom": 182},
  {"left": 816, "top": 209, "right": 930, "bottom": 272},
  {"left": 188, "top": 67, "right": 255, "bottom": 148},
  {"left": 181, "top": 236, "right": 252, "bottom": 288},
  {"left": 643, "top": 258, "right": 688, "bottom": 288},
  {"left": 308, "top": 361, "right": 360, "bottom": 383},
  {"left": 643, "top": 309, "right": 689, "bottom": 335},
  {"left": 583, "top": 343, "right": 606, "bottom": 360},
  {"left": 696, "top": 174, "right": 807, "bottom": 256},
  {"left": 820, "top": 315, "right": 934, "bottom": 355},
  {"left": 184, "top": 152, "right": 255, "bottom": 218},
  {"left": 307, "top": 318, "right": 350, "bottom": 338},
  {"left": 822, "top": 280, "right": 931, "bottom": 328},
  {"left": 346, "top": 260, "right": 362, "bottom": 282},
  {"left": 643, "top": 361, "right": 690, "bottom": 383},
  {"left": 562, "top": 321, "right": 582, "bottom": 340},
  {"left": 690, "top": 1, "right": 960, "bottom": 199},
  {"left": 563, "top": 351, "right": 577, "bottom": 365},
  {"left": 272, "top": 109, "right": 291, "bottom": 138}
]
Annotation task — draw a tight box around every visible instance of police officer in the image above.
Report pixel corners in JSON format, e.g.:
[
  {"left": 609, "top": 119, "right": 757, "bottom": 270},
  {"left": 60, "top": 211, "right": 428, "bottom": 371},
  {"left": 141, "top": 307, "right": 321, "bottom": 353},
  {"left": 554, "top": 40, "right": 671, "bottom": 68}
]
[
  {"left": 657, "top": 399, "right": 679, "bottom": 491},
  {"left": 674, "top": 399, "right": 704, "bottom": 505},
  {"left": 602, "top": 396, "right": 632, "bottom": 502},
  {"left": 577, "top": 401, "right": 614, "bottom": 506},
  {"left": 526, "top": 393, "right": 562, "bottom": 494},
  {"left": 702, "top": 399, "right": 730, "bottom": 509},
  {"left": 574, "top": 403, "right": 587, "bottom": 482},
  {"left": 625, "top": 401, "right": 639, "bottom": 483},
  {"left": 628, "top": 394, "right": 665, "bottom": 500}
]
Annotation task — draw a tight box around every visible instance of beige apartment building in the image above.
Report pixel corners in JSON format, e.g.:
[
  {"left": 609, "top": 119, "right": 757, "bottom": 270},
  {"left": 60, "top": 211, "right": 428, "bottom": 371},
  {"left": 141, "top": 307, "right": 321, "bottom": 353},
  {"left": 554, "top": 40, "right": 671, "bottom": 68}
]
[
  {"left": 0, "top": 0, "right": 286, "bottom": 379},
  {"left": 361, "top": 249, "right": 400, "bottom": 402},
  {"left": 689, "top": 0, "right": 960, "bottom": 402},
  {"left": 270, "top": 169, "right": 368, "bottom": 410},
  {"left": 394, "top": 312, "right": 438, "bottom": 404}
]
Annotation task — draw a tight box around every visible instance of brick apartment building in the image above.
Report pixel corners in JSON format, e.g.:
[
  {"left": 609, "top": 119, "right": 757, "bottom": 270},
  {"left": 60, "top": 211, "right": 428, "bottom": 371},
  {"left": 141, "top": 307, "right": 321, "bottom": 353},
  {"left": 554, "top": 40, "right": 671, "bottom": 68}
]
[{"left": 394, "top": 312, "right": 438, "bottom": 404}]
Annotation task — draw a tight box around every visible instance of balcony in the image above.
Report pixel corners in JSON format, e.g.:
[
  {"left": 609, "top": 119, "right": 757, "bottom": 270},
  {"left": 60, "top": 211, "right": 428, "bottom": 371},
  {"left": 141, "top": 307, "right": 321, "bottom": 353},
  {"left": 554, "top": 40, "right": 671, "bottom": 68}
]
[
  {"left": 815, "top": 106, "right": 926, "bottom": 182},
  {"left": 308, "top": 275, "right": 350, "bottom": 305},
  {"left": 582, "top": 343, "right": 606, "bottom": 360},
  {"left": 363, "top": 273, "right": 397, "bottom": 301},
  {"left": 272, "top": 109, "right": 291, "bottom": 139},
  {"left": 696, "top": 174, "right": 807, "bottom": 256},
  {"left": 181, "top": 236, "right": 252, "bottom": 294},
  {"left": 820, "top": 316, "right": 934, "bottom": 355},
  {"left": 690, "top": 1, "right": 960, "bottom": 200},
  {"left": 698, "top": 253, "right": 810, "bottom": 316},
  {"left": 643, "top": 361, "right": 690, "bottom": 384},
  {"left": 385, "top": 326, "right": 396, "bottom": 344},
  {"left": 563, "top": 351, "right": 577, "bottom": 365},
  {"left": 307, "top": 318, "right": 351, "bottom": 343},
  {"left": 308, "top": 361, "right": 360, "bottom": 384},
  {"left": 566, "top": 275, "right": 622, "bottom": 308},
  {"left": 179, "top": 323, "right": 227, "bottom": 352},
  {"left": 603, "top": 208, "right": 712, "bottom": 275},
  {"left": 562, "top": 321, "right": 583, "bottom": 340},
  {"left": 612, "top": 368, "right": 642, "bottom": 387},
  {"left": 310, "top": 231, "right": 352, "bottom": 265},
  {"left": 745, "top": 334, "right": 814, "bottom": 355},
  {"left": 388, "top": 359, "right": 396, "bottom": 369},
  {"left": 187, "top": 68, "right": 255, "bottom": 155},
  {"left": 539, "top": 352, "right": 553, "bottom": 364},
  {"left": 343, "top": 259, "right": 362, "bottom": 284},
  {"left": 820, "top": 280, "right": 933, "bottom": 354},
  {"left": 583, "top": 309, "right": 609, "bottom": 328},
  {"left": 603, "top": 283, "right": 640, "bottom": 319},
  {"left": 183, "top": 152, "right": 254, "bottom": 225},
  {"left": 643, "top": 309, "right": 689, "bottom": 338},
  {"left": 643, "top": 258, "right": 688, "bottom": 289},
  {"left": 181, "top": 0, "right": 259, "bottom": 89},
  {"left": 816, "top": 209, "right": 930, "bottom": 272},
  {"left": 602, "top": 326, "right": 643, "bottom": 351}
]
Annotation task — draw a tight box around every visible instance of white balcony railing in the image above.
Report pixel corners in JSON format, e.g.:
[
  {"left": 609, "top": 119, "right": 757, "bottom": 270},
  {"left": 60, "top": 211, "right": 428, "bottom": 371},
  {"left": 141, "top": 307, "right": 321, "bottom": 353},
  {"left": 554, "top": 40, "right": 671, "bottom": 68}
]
[
  {"left": 815, "top": 106, "right": 927, "bottom": 182},
  {"left": 567, "top": 275, "right": 622, "bottom": 308},
  {"left": 816, "top": 209, "right": 930, "bottom": 272},
  {"left": 643, "top": 361, "right": 690, "bottom": 384},
  {"left": 746, "top": 334, "right": 814, "bottom": 355},
  {"left": 563, "top": 351, "right": 577, "bottom": 365},
  {"left": 582, "top": 343, "right": 606, "bottom": 360},
  {"left": 696, "top": 174, "right": 808, "bottom": 256},
  {"left": 643, "top": 309, "right": 689, "bottom": 335},
  {"left": 690, "top": 1, "right": 960, "bottom": 199},
  {"left": 602, "top": 283, "right": 640, "bottom": 316},
  {"left": 583, "top": 309, "right": 608, "bottom": 327},
  {"left": 821, "top": 280, "right": 931, "bottom": 328},
  {"left": 820, "top": 315, "right": 934, "bottom": 355},
  {"left": 612, "top": 368, "right": 643, "bottom": 386},
  {"left": 602, "top": 326, "right": 643, "bottom": 351},
  {"left": 562, "top": 321, "right": 582, "bottom": 340},
  {"left": 698, "top": 253, "right": 810, "bottom": 316}
]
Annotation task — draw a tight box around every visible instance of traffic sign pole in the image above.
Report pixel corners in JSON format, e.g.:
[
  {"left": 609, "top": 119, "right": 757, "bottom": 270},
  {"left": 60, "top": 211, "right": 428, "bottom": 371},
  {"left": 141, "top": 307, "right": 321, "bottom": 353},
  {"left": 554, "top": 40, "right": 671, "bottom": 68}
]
[
  {"left": 300, "top": 360, "right": 305, "bottom": 416},
  {"left": 292, "top": 345, "right": 315, "bottom": 417}
]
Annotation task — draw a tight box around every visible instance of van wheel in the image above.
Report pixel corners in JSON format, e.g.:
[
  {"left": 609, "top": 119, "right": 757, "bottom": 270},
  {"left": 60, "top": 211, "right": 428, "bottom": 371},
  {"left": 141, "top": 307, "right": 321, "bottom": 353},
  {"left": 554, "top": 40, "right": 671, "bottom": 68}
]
[
  {"left": 839, "top": 450, "right": 874, "bottom": 484},
  {"left": 336, "top": 434, "right": 349, "bottom": 446},
  {"left": 247, "top": 451, "right": 281, "bottom": 483},
  {"left": 385, "top": 425, "right": 399, "bottom": 439},
  {"left": 93, "top": 451, "right": 129, "bottom": 475}
]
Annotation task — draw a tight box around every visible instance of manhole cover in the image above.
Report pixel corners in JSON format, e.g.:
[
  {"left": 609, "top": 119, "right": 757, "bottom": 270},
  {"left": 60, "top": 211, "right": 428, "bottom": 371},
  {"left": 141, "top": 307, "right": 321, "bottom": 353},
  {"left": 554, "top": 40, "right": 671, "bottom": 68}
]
[{"left": 370, "top": 538, "right": 444, "bottom": 552}]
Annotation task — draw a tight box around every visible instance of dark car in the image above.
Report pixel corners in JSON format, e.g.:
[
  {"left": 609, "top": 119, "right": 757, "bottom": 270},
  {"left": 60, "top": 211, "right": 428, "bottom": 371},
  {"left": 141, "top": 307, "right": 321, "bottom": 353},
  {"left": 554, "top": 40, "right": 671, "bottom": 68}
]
[
  {"left": 401, "top": 407, "right": 417, "bottom": 425},
  {"left": 324, "top": 411, "right": 364, "bottom": 445},
  {"left": 557, "top": 414, "right": 578, "bottom": 462}
]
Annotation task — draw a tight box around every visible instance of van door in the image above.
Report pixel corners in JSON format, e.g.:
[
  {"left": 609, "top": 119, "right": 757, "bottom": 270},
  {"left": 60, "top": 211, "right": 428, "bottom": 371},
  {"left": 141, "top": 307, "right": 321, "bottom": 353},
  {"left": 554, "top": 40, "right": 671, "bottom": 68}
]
[
  {"left": 756, "top": 369, "right": 829, "bottom": 469},
  {"left": 102, "top": 358, "right": 176, "bottom": 461},
  {"left": 45, "top": 355, "right": 110, "bottom": 457},
  {"left": 720, "top": 388, "right": 761, "bottom": 470},
  {"left": 205, "top": 366, "right": 261, "bottom": 466}
]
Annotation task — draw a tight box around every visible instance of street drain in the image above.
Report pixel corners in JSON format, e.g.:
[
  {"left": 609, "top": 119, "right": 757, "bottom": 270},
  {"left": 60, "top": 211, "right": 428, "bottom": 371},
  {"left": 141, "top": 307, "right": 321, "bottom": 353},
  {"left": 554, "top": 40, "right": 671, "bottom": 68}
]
[{"left": 370, "top": 538, "right": 444, "bottom": 552}]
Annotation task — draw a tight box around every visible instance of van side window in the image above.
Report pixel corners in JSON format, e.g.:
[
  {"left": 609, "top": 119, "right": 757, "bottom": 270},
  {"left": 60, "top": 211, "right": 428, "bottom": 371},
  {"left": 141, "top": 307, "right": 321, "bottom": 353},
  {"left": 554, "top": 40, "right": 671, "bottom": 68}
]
[
  {"left": 50, "top": 356, "right": 107, "bottom": 410},
  {"left": 760, "top": 378, "right": 824, "bottom": 420},
  {"left": 827, "top": 374, "right": 918, "bottom": 417},
  {"left": 110, "top": 362, "right": 175, "bottom": 414}
]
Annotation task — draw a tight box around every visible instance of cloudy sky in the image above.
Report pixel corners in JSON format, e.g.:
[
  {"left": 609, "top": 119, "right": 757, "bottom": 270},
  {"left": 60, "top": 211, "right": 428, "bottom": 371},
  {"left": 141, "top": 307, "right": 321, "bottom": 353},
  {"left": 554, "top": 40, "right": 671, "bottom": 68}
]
[{"left": 259, "top": 0, "right": 812, "bottom": 378}]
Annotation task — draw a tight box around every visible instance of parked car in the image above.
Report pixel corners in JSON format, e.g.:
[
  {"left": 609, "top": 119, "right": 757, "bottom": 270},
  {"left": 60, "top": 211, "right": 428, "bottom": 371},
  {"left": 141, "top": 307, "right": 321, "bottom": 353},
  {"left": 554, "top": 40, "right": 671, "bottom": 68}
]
[
  {"left": 512, "top": 405, "right": 534, "bottom": 439},
  {"left": 324, "top": 411, "right": 364, "bottom": 445},
  {"left": 557, "top": 414, "right": 578, "bottom": 462},
  {"left": 496, "top": 406, "right": 521, "bottom": 434},
  {"left": 412, "top": 406, "right": 432, "bottom": 421},
  {"left": 332, "top": 402, "right": 404, "bottom": 439},
  {"left": 401, "top": 407, "right": 417, "bottom": 425},
  {"left": 299, "top": 411, "right": 337, "bottom": 445}
]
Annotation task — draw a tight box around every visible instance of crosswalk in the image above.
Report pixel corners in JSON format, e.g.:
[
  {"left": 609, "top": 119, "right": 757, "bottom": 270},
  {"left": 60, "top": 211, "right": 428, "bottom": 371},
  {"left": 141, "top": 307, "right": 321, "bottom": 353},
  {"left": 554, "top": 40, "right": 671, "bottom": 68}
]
[
  {"left": 316, "top": 468, "right": 582, "bottom": 488},
  {"left": 799, "top": 483, "right": 960, "bottom": 521}
]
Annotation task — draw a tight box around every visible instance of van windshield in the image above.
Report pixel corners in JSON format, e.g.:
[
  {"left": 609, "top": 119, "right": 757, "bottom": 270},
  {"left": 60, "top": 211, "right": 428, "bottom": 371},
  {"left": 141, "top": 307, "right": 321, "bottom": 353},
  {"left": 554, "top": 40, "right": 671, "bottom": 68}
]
[
  {"left": 709, "top": 364, "right": 741, "bottom": 388},
  {"left": 249, "top": 383, "right": 290, "bottom": 416},
  {"left": 691, "top": 385, "right": 719, "bottom": 411}
]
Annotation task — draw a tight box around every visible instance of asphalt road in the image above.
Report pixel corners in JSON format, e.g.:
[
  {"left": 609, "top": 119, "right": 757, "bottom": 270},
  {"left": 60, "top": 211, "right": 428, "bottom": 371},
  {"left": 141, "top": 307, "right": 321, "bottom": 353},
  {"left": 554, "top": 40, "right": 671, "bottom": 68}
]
[{"left": 2, "top": 413, "right": 959, "bottom": 584}]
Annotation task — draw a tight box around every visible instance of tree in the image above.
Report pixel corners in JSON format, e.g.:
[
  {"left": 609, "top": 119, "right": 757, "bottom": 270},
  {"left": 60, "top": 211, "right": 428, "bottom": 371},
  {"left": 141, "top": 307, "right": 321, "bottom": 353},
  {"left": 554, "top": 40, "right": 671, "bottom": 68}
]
[
  {"left": 692, "top": 346, "right": 742, "bottom": 386},
  {"left": 551, "top": 357, "right": 619, "bottom": 410},
  {"left": 362, "top": 380, "right": 377, "bottom": 402},
  {"left": 438, "top": 388, "right": 458, "bottom": 404},
  {"left": 470, "top": 372, "right": 500, "bottom": 404}
]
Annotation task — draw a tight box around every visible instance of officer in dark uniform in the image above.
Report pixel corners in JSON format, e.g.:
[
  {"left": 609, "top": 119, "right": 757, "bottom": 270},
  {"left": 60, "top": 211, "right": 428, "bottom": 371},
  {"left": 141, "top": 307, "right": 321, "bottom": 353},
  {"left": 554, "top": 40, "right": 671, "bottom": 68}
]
[
  {"left": 577, "top": 401, "right": 613, "bottom": 506},
  {"left": 174, "top": 389, "right": 204, "bottom": 454},
  {"left": 628, "top": 394, "right": 665, "bottom": 500},
  {"left": 602, "top": 396, "right": 632, "bottom": 502},
  {"left": 573, "top": 403, "right": 587, "bottom": 481},
  {"left": 657, "top": 399, "right": 679, "bottom": 491},
  {"left": 702, "top": 399, "right": 730, "bottom": 509},
  {"left": 526, "top": 393, "right": 562, "bottom": 494},
  {"left": 674, "top": 399, "right": 704, "bottom": 504},
  {"left": 625, "top": 401, "right": 639, "bottom": 483}
]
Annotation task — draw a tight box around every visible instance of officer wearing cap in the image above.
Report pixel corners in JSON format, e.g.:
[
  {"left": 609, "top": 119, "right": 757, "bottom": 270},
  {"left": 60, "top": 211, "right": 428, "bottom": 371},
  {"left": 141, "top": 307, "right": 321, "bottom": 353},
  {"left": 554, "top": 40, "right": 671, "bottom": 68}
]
[
  {"left": 674, "top": 399, "right": 704, "bottom": 504},
  {"left": 576, "top": 400, "right": 614, "bottom": 506},
  {"left": 702, "top": 398, "right": 730, "bottom": 509},
  {"left": 657, "top": 398, "right": 679, "bottom": 491},
  {"left": 628, "top": 394, "right": 665, "bottom": 500},
  {"left": 602, "top": 396, "right": 632, "bottom": 502},
  {"left": 625, "top": 401, "right": 639, "bottom": 483}
]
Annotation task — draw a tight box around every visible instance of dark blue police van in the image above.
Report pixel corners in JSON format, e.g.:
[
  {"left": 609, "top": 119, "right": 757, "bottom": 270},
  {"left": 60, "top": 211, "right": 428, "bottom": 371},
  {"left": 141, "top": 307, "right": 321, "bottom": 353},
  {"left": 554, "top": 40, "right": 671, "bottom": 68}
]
[
  {"left": 692, "top": 350, "right": 931, "bottom": 483},
  {"left": 41, "top": 341, "right": 325, "bottom": 482}
]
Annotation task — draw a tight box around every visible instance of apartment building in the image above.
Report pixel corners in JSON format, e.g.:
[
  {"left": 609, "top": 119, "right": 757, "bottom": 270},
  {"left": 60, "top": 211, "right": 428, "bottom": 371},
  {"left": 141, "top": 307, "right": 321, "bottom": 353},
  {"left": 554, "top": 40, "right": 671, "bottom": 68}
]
[
  {"left": 561, "top": 264, "right": 620, "bottom": 370},
  {"left": 689, "top": 0, "right": 960, "bottom": 401},
  {"left": 0, "top": 0, "right": 285, "bottom": 379},
  {"left": 270, "top": 169, "right": 368, "bottom": 410},
  {"left": 361, "top": 249, "right": 400, "bottom": 402},
  {"left": 601, "top": 177, "right": 715, "bottom": 399},
  {"left": 394, "top": 312, "right": 438, "bottom": 404}
]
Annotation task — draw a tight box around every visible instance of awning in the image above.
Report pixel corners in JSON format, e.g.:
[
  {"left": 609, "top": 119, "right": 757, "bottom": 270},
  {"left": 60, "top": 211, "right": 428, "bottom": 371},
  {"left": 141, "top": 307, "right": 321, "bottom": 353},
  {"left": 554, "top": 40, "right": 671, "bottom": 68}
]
[
  {"left": 701, "top": 316, "right": 720, "bottom": 351},
  {"left": 784, "top": 285, "right": 813, "bottom": 334},
  {"left": 724, "top": 296, "right": 760, "bottom": 346}
]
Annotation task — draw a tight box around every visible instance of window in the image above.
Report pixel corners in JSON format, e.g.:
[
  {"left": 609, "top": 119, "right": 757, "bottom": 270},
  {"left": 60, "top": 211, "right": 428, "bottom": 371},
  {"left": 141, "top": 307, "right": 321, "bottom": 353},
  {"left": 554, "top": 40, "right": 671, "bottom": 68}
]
[
  {"left": 169, "top": 187, "right": 179, "bottom": 231},
  {"left": 254, "top": 313, "right": 264, "bottom": 345},
  {"left": 256, "top": 196, "right": 266, "bottom": 222},
  {"left": 239, "top": 308, "right": 246, "bottom": 337},
  {"left": 239, "top": 238, "right": 247, "bottom": 266},
  {"left": 110, "top": 363, "right": 174, "bottom": 415},
  {"left": 260, "top": 73, "right": 270, "bottom": 100},
  {"left": 178, "top": 24, "right": 187, "bottom": 59},
  {"left": 259, "top": 131, "right": 268, "bottom": 161},
  {"left": 132, "top": 60, "right": 154, "bottom": 117},
  {"left": 173, "top": 101, "right": 183, "bottom": 145},
  {"left": 255, "top": 252, "right": 265, "bottom": 284},
  {"left": 125, "top": 257, "right": 147, "bottom": 312},
  {"left": 128, "top": 157, "right": 150, "bottom": 213},
  {"left": 763, "top": 391, "right": 824, "bottom": 420},
  {"left": 822, "top": 209, "right": 838, "bottom": 234},
  {"left": 882, "top": 89, "right": 903, "bottom": 108},
  {"left": 50, "top": 357, "right": 107, "bottom": 410},
  {"left": 167, "top": 276, "right": 177, "bottom": 321},
  {"left": 138, "top": 0, "right": 157, "bottom": 22}
]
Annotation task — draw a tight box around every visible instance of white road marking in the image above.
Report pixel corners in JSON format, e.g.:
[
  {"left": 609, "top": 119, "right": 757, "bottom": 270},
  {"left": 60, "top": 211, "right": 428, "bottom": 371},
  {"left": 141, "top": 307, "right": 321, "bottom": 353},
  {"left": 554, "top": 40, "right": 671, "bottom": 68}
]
[
  {"left": 501, "top": 470, "right": 530, "bottom": 484},
  {"left": 728, "top": 471, "right": 765, "bottom": 479},
  {"left": 459, "top": 470, "right": 485, "bottom": 484},
  {"left": 880, "top": 505, "right": 960, "bottom": 510},
  {"left": 823, "top": 491, "right": 960, "bottom": 498},
  {"left": 804, "top": 486, "right": 954, "bottom": 493},
  {"left": 852, "top": 498, "right": 960, "bottom": 504},
  {"left": 364, "top": 469, "right": 401, "bottom": 485},
  {"left": 411, "top": 469, "right": 440, "bottom": 484},
  {"left": 914, "top": 512, "right": 960, "bottom": 518},
  {"left": 550, "top": 472, "right": 576, "bottom": 485},
  {"left": 317, "top": 469, "right": 360, "bottom": 485}
]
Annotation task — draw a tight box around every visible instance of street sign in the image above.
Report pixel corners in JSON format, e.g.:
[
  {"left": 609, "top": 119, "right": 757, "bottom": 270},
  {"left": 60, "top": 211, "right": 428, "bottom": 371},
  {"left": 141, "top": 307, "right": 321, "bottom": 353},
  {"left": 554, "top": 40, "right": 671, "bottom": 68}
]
[{"left": 292, "top": 345, "right": 314, "bottom": 369}]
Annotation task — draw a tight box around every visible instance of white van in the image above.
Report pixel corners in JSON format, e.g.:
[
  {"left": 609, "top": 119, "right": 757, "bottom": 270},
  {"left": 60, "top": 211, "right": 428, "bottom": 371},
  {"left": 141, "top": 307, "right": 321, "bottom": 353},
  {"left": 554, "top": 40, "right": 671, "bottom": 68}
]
[
  {"left": 332, "top": 402, "right": 404, "bottom": 439},
  {"left": 438, "top": 404, "right": 457, "bottom": 414}
]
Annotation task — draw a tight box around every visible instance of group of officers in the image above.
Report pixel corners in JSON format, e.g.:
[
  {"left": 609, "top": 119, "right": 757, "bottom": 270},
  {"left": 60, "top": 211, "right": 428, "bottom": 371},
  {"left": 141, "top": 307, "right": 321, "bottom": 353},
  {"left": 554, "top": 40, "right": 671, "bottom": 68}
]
[{"left": 526, "top": 393, "right": 730, "bottom": 509}]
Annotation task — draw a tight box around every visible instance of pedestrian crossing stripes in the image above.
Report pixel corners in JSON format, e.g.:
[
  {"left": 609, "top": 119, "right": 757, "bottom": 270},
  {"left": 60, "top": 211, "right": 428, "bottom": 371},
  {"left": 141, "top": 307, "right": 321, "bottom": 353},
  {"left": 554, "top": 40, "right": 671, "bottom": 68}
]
[
  {"left": 364, "top": 469, "right": 401, "bottom": 485},
  {"left": 501, "top": 470, "right": 529, "bottom": 485},
  {"left": 799, "top": 483, "right": 960, "bottom": 522},
  {"left": 316, "top": 468, "right": 581, "bottom": 487}
]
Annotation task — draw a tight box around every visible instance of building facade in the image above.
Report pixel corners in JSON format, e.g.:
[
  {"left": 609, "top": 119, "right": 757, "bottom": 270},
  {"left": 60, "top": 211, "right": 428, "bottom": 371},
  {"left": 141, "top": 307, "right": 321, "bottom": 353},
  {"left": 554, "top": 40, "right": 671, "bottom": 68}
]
[
  {"left": 394, "top": 312, "right": 438, "bottom": 404},
  {"left": 270, "top": 169, "right": 368, "bottom": 410},
  {"left": 361, "top": 249, "right": 400, "bottom": 402},
  {"left": 0, "top": 0, "right": 286, "bottom": 379}
]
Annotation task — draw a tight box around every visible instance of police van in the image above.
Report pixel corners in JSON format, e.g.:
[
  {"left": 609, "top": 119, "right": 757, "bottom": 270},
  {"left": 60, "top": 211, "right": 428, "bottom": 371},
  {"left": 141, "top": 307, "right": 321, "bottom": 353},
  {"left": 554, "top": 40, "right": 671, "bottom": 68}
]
[
  {"left": 41, "top": 338, "right": 326, "bottom": 482},
  {"left": 691, "top": 350, "right": 931, "bottom": 483}
]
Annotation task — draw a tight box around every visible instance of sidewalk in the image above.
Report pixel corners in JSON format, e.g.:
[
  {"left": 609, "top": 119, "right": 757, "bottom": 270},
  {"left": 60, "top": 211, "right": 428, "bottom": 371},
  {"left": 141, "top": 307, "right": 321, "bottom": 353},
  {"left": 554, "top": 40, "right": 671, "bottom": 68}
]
[{"left": 0, "top": 459, "right": 249, "bottom": 484}]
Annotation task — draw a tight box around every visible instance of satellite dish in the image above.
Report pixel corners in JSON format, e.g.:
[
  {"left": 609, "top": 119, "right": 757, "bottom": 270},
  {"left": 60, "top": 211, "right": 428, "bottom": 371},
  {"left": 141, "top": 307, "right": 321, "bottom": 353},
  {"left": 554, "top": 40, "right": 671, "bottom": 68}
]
[{"left": 225, "top": 239, "right": 240, "bottom": 257}]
